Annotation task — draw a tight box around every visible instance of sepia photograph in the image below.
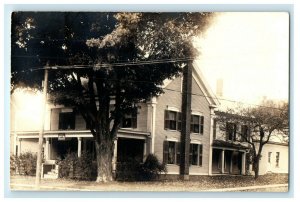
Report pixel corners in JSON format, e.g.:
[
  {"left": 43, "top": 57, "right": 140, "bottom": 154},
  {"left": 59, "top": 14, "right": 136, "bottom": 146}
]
[{"left": 9, "top": 11, "right": 289, "bottom": 193}]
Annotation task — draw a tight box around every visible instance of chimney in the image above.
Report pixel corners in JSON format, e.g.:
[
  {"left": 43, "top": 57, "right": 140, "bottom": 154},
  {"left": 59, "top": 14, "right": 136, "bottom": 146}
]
[{"left": 216, "top": 78, "right": 223, "bottom": 98}]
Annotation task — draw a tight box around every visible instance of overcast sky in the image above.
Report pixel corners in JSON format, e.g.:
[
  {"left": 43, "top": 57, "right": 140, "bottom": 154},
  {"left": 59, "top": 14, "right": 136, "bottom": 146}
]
[{"left": 195, "top": 12, "right": 289, "bottom": 106}]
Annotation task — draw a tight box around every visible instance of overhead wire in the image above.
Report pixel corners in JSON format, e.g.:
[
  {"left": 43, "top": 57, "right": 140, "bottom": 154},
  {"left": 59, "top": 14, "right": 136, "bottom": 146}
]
[{"left": 10, "top": 60, "right": 288, "bottom": 111}]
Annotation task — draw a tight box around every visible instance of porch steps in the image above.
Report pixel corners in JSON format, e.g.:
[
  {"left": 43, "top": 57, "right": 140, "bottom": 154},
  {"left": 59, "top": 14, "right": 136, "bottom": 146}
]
[{"left": 43, "top": 165, "right": 59, "bottom": 179}]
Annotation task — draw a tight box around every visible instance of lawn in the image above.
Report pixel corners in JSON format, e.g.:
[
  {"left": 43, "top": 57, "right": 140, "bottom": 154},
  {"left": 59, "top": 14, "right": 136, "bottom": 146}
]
[{"left": 10, "top": 173, "right": 288, "bottom": 191}]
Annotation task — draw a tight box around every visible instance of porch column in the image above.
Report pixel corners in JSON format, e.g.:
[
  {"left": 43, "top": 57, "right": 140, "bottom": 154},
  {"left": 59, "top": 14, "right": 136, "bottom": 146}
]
[
  {"left": 77, "top": 137, "right": 82, "bottom": 158},
  {"left": 112, "top": 138, "right": 118, "bottom": 173},
  {"left": 229, "top": 151, "right": 233, "bottom": 174},
  {"left": 143, "top": 139, "right": 147, "bottom": 161},
  {"left": 45, "top": 138, "right": 50, "bottom": 160},
  {"left": 208, "top": 107, "right": 216, "bottom": 176},
  {"left": 221, "top": 150, "right": 225, "bottom": 174},
  {"left": 241, "top": 152, "right": 246, "bottom": 175},
  {"left": 151, "top": 98, "right": 157, "bottom": 153},
  {"left": 17, "top": 138, "right": 21, "bottom": 156}
]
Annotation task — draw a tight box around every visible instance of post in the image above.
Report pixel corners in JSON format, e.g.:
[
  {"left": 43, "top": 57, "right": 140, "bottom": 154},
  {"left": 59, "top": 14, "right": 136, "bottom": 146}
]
[
  {"left": 112, "top": 138, "right": 118, "bottom": 178},
  {"left": 180, "top": 61, "right": 192, "bottom": 180},
  {"left": 77, "top": 137, "right": 82, "bottom": 158},
  {"left": 221, "top": 150, "right": 225, "bottom": 174},
  {"left": 17, "top": 138, "right": 21, "bottom": 156},
  {"left": 35, "top": 67, "right": 48, "bottom": 188},
  {"left": 45, "top": 138, "right": 50, "bottom": 160},
  {"left": 229, "top": 151, "right": 233, "bottom": 174},
  {"left": 241, "top": 152, "right": 246, "bottom": 175},
  {"left": 143, "top": 139, "right": 147, "bottom": 161}
]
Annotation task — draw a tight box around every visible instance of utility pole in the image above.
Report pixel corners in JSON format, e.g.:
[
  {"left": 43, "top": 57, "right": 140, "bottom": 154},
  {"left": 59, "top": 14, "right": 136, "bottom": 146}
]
[
  {"left": 180, "top": 61, "right": 192, "bottom": 180},
  {"left": 35, "top": 66, "right": 49, "bottom": 188}
]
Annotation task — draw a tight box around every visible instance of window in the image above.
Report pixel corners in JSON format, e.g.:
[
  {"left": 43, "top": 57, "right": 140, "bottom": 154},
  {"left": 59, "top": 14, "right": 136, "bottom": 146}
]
[
  {"left": 241, "top": 125, "right": 249, "bottom": 142},
  {"left": 121, "top": 111, "right": 137, "bottom": 128},
  {"left": 226, "top": 122, "right": 237, "bottom": 141},
  {"left": 268, "top": 152, "right": 272, "bottom": 163},
  {"left": 59, "top": 112, "right": 75, "bottom": 130},
  {"left": 189, "top": 144, "right": 203, "bottom": 166},
  {"left": 276, "top": 152, "right": 280, "bottom": 167},
  {"left": 213, "top": 119, "right": 217, "bottom": 140},
  {"left": 163, "top": 141, "right": 180, "bottom": 165},
  {"left": 164, "top": 110, "right": 178, "bottom": 130},
  {"left": 191, "top": 115, "right": 204, "bottom": 134}
]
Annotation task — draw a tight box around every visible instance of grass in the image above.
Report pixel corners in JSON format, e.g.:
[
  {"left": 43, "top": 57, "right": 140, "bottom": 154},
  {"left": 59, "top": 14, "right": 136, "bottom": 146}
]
[{"left": 10, "top": 173, "right": 288, "bottom": 191}]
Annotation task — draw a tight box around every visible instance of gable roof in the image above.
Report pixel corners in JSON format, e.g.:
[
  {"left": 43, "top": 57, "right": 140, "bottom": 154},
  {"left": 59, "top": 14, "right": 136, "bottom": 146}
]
[{"left": 161, "top": 62, "right": 220, "bottom": 107}]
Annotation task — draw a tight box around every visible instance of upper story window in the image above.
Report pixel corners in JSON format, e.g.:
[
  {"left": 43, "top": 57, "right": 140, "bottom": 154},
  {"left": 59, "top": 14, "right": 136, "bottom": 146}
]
[
  {"left": 164, "top": 110, "right": 205, "bottom": 134},
  {"left": 226, "top": 122, "right": 237, "bottom": 141},
  {"left": 163, "top": 141, "right": 180, "bottom": 165},
  {"left": 59, "top": 111, "right": 75, "bottom": 130},
  {"left": 276, "top": 152, "right": 280, "bottom": 167},
  {"left": 189, "top": 144, "right": 203, "bottom": 166},
  {"left": 165, "top": 110, "right": 179, "bottom": 130},
  {"left": 191, "top": 115, "right": 204, "bottom": 134},
  {"left": 241, "top": 125, "right": 249, "bottom": 142},
  {"left": 121, "top": 110, "right": 137, "bottom": 128},
  {"left": 268, "top": 152, "right": 272, "bottom": 163}
]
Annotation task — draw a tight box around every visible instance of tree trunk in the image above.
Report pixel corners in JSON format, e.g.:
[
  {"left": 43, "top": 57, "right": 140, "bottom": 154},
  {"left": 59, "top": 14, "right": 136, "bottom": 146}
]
[
  {"left": 94, "top": 138, "right": 114, "bottom": 182},
  {"left": 253, "top": 155, "right": 260, "bottom": 179}
]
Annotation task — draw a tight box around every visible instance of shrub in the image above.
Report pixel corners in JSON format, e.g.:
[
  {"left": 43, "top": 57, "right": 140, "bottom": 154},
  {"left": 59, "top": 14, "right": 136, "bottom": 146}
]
[
  {"left": 116, "top": 154, "right": 167, "bottom": 181},
  {"left": 58, "top": 151, "right": 96, "bottom": 180},
  {"left": 10, "top": 152, "right": 37, "bottom": 176},
  {"left": 116, "top": 158, "right": 141, "bottom": 181},
  {"left": 138, "top": 154, "right": 167, "bottom": 181}
]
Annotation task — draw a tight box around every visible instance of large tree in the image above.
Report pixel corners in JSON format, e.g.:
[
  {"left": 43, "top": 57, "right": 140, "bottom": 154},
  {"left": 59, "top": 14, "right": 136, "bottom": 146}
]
[
  {"left": 11, "top": 12, "right": 214, "bottom": 182},
  {"left": 216, "top": 101, "right": 289, "bottom": 179}
]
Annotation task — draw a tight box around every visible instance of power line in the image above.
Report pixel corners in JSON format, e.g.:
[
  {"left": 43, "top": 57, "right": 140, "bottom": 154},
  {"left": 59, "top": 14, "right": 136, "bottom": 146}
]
[
  {"left": 11, "top": 63, "right": 288, "bottom": 111},
  {"left": 11, "top": 57, "right": 194, "bottom": 74}
]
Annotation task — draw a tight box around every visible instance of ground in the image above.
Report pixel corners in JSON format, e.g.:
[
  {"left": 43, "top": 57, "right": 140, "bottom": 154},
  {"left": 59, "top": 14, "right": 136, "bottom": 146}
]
[{"left": 10, "top": 173, "right": 288, "bottom": 192}]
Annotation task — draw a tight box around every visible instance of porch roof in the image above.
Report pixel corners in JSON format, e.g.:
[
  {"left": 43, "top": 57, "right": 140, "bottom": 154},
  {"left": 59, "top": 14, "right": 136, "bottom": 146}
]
[
  {"left": 212, "top": 139, "right": 251, "bottom": 150},
  {"left": 15, "top": 129, "right": 150, "bottom": 139}
]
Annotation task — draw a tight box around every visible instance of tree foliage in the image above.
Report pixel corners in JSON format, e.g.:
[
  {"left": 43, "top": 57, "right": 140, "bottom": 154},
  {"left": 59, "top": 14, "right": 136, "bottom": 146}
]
[{"left": 11, "top": 12, "right": 214, "bottom": 181}]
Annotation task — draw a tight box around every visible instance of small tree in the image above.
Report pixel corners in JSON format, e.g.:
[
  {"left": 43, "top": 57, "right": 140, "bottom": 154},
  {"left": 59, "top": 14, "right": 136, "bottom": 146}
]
[{"left": 216, "top": 101, "right": 288, "bottom": 179}]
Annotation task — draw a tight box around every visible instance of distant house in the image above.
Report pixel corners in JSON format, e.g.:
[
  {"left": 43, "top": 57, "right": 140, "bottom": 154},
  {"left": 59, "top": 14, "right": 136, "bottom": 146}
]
[
  {"left": 10, "top": 62, "right": 288, "bottom": 179},
  {"left": 213, "top": 111, "right": 289, "bottom": 176}
]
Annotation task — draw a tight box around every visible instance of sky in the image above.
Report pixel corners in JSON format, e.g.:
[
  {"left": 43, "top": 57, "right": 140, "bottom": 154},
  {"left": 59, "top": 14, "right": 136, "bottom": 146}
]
[{"left": 195, "top": 12, "right": 289, "bottom": 106}]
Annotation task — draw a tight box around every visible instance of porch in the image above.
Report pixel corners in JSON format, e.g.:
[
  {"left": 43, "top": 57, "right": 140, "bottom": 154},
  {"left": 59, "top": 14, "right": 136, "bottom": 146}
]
[
  {"left": 15, "top": 129, "right": 150, "bottom": 178},
  {"left": 211, "top": 140, "right": 250, "bottom": 175}
]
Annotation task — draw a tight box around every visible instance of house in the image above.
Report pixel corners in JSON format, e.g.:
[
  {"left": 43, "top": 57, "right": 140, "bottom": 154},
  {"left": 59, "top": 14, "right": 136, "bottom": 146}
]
[
  {"left": 10, "top": 62, "right": 288, "bottom": 179},
  {"left": 212, "top": 111, "right": 289, "bottom": 176}
]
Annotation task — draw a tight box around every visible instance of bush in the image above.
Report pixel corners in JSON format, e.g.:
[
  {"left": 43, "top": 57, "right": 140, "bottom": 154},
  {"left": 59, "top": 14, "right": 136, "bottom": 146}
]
[
  {"left": 58, "top": 151, "right": 96, "bottom": 180},
  {"left": 116, "top": 154, "right": 167, "bottom": 181},
  {"left": 10, "top": 152, "right": 37, "bottom": 176},
  {"left": 138, "top": 154, "right": 167, "bottom": 181},
  {"left": 116, "top": 158, "right": 141, "bottom": 181}
]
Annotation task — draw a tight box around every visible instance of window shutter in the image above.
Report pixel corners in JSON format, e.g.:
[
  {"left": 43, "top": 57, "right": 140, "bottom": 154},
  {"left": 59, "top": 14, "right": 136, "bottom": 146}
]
[
  {"left": 177, "top": 112, "right": 182, "bottom": 131},
  {"left": 164, "top": 110, "right": 169, "bottom": 130},
  {"left": 176, "top": 142, "right": 181, "bottom": 165},
  {"left": 200, "top": 116, "right": 204, "bottom": 134},
  {"left": 213, "top": 119, "right": 217, "bottom": 139},
  {"left": 163, "top": 141, "right": 169, "bottom": 164},
  {"left": 132, "top": 115, "right": 137, "bottom": 128},
  {"left": 233, "top": 124, "right": 237, "bottom": 141},
  {"left": 199, "top": 145, "right": 203, "bottom": 166}
]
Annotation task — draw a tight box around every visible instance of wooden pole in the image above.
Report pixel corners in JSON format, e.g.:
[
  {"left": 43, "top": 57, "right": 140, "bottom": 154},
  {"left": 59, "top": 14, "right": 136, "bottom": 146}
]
[
  {"left": 180, "top": 62, "right": 192, "bottom": 180},
  {"left": 35, "top": 67, "right": 48, "bottom": 188}
]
